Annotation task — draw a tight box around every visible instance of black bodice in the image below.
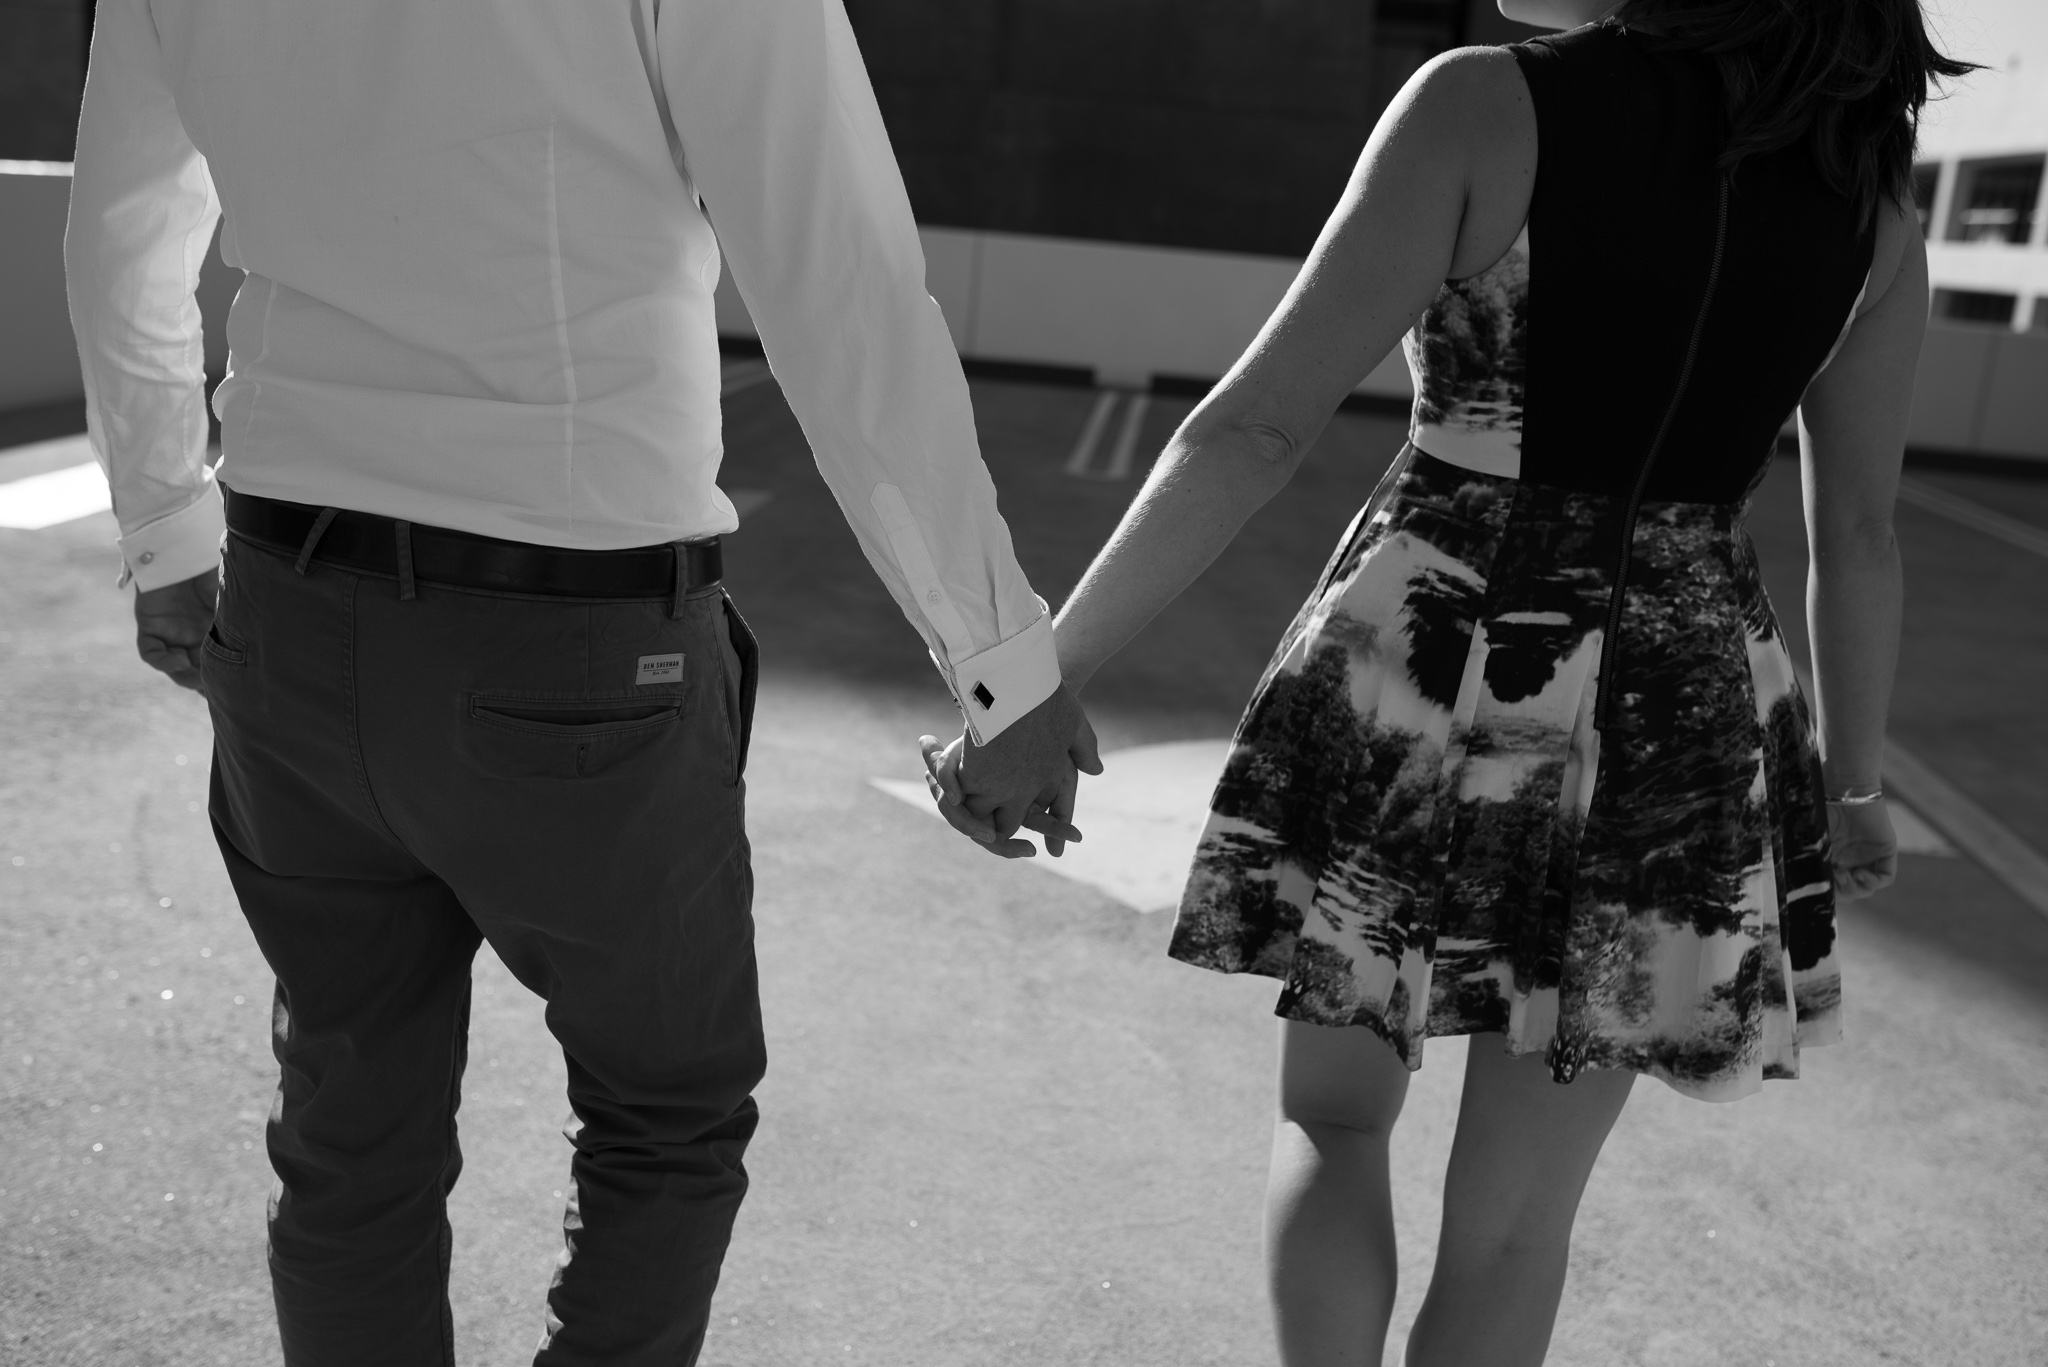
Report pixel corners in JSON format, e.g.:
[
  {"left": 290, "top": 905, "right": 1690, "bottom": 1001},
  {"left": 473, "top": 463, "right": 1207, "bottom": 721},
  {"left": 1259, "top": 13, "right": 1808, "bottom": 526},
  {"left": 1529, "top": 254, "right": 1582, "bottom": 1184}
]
[{"left": 1510, "top": 23, "right": 1875, "bottom": 503}]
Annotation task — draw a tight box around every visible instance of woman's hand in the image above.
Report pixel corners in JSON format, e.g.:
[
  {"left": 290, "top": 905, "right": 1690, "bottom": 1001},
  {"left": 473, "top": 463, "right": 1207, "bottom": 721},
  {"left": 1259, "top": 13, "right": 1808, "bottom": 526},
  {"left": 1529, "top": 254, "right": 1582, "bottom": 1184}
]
[{"left": 1828, "top": 799, "right": 1898, "bottom": 901}]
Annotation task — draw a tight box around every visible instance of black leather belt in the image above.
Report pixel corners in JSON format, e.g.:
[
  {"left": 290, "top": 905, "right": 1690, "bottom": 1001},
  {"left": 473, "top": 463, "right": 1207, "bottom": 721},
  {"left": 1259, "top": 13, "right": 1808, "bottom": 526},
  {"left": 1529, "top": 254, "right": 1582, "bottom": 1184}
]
[{"left": 224, "top": 487, "right": 722, "bottom": 610}]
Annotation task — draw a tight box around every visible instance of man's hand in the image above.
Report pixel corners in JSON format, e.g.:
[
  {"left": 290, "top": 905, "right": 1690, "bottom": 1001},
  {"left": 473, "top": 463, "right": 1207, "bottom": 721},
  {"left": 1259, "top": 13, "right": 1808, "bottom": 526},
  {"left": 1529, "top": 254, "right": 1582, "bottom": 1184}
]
[
  {"left": 917, "top": 683, "right": 1102, "bottom": 859},
  {"left": 135, "top": 568, "right": 220, "bottom": 695}
]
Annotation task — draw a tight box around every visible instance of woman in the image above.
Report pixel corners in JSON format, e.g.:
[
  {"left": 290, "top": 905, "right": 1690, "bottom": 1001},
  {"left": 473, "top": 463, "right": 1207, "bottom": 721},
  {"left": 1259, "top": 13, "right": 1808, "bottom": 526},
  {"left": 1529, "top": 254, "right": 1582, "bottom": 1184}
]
[{"left": 931, "top": 0, "right": 1967, "bottom": 1361}]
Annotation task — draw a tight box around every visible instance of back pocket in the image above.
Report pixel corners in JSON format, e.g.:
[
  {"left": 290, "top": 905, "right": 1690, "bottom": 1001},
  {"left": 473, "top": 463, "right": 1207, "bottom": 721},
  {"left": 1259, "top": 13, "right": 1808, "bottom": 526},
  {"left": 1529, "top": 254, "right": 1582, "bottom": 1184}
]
[{"left": 467, "top": 691, "right": 683, "bottom": 777}]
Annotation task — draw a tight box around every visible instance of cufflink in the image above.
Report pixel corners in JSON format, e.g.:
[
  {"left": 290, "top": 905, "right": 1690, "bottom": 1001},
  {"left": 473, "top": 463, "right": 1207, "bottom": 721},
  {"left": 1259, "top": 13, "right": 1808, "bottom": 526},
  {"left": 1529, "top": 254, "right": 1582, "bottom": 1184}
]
[{"left": 971, "top": 682, "right": 995, "bottom": 710}]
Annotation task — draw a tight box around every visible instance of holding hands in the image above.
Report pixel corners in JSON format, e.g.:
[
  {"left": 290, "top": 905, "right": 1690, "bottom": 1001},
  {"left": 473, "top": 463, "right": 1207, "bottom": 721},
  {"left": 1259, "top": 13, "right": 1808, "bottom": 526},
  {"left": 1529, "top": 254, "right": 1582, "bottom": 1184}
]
[{"left": 918, "top": 682, "right": 1101, "bottom": 859}]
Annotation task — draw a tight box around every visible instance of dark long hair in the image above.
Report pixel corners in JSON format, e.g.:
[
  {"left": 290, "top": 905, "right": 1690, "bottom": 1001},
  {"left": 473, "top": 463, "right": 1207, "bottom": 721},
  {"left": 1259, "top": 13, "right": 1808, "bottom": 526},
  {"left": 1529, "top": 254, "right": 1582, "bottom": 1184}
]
[{"left": 1608, "top": 0, "right": 1980, "bottom": 222}]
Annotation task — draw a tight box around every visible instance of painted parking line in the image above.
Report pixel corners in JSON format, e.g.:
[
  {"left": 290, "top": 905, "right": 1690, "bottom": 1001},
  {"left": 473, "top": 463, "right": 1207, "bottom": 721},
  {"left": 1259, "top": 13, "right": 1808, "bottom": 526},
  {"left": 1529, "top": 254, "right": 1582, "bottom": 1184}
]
[
  {"left": 1063, "top": 391, "right": 1121, "bottom": 478},
  {"left": 1897, "top": 476, "right": 2048, "bottom": 559},
  {"left": 1064, "top": 390, "right": 1154, "bottom": 481},
  {"left": 1884, "top": 737, "right": 2048, "bottom": 922},
  {"left": 1787, "top": 664, "right": 2044, "bottom": 918},
  {"left": 1100, "top": 392, "right": 1151, "bottom": 481}
]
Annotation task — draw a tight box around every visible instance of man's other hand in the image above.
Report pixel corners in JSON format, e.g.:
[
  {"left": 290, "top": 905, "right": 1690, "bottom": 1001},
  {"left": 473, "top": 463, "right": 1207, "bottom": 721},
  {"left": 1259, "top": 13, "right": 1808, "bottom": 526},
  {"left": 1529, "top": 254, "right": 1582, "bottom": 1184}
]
[
  {"left": 917, "top": 683, "right": 1102, "bottom": 859},
  {"left": 135, "top": 568, "right": 220, "bottom": 695}
]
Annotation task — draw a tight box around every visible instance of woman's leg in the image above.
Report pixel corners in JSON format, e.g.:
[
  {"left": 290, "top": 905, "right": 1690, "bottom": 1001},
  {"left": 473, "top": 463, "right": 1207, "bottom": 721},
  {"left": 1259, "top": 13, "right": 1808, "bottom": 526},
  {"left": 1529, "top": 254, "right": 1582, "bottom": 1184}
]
[
  {"left": 1267, "top": 1019, "right": 1414, "bottom": 1367},
  {"left": 1405, "top": 1035, "right": 1634, "bottom": 1367}
]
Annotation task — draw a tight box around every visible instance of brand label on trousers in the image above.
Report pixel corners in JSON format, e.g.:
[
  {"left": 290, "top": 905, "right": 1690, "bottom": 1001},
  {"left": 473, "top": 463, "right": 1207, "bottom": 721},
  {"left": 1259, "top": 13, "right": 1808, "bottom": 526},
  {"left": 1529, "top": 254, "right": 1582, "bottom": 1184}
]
[{"left": 635, "top": 653, "right": 684, "bottom": 685}]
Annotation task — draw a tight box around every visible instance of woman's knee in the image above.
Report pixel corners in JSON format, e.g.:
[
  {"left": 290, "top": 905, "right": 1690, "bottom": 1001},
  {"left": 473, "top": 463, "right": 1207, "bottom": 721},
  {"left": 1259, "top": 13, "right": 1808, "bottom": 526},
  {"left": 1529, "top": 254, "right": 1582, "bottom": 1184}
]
[{"left": 1276, "top": 1019, "right": 1412, "bottom": 1138}]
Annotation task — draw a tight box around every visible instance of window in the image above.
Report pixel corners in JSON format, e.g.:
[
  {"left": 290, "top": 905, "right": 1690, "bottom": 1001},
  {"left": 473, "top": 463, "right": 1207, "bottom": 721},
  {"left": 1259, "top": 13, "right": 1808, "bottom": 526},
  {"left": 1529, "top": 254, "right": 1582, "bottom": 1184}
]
[
  {"left": 1911, "top": 163, "right": 1941, "bottom": 239},
  {"left": 1944, "top": 155, "right": 2045, "bottom": 245},
  {"left": 1933, "top": 289, "right": 2018, "bottom": 326}
]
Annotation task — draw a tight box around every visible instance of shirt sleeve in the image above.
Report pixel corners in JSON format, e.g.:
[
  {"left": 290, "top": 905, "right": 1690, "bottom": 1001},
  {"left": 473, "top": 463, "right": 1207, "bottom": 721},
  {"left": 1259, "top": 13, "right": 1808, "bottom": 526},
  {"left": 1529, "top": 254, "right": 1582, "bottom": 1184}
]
[
  {"left": 655, "top": 0, "right": 1061, "bottom": 744},
  {"left": 64, "top": 0, "right": 225, "bottom": 593}
]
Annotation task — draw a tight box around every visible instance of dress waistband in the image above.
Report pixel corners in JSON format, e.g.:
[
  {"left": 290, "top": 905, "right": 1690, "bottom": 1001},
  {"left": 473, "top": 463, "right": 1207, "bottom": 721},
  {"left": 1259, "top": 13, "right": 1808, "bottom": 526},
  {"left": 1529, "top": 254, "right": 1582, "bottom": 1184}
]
[
  {"left": 1407, "top": 424, "right": 1522, "bottom": 480},
  {"left": 1401, "top": 439, "right": 1753, "bottom": 513}
]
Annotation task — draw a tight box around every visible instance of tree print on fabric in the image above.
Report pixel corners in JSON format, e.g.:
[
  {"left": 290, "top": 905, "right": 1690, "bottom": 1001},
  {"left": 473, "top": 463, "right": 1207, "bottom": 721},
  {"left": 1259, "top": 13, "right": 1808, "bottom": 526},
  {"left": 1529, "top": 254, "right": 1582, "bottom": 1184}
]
[
  {"left": 1168, "top": 449, "right": 1843, "bottom": 1104},
  {"left": 1407, "top": 229, "right": 1529, "bottom": 437},
  {"left": 1404, "top": 229, "right": 1530, "bottom": 475}
]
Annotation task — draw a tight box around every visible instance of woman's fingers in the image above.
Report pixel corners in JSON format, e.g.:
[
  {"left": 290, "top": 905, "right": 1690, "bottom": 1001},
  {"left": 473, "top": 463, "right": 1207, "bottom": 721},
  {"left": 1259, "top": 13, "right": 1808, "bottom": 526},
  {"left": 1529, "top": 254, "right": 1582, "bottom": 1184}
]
[
  {"left": 1826, "top": 800, "right": 1898, "bottom": 901},
  {"left": 1832, "top": 857, "right": 1898, "bottom": 901}
]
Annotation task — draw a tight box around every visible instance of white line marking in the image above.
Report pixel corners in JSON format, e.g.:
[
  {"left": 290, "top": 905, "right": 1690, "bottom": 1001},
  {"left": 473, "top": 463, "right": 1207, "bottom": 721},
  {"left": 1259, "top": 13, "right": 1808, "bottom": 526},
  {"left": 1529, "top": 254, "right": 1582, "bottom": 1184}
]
[
  {"left": 720, "top": 360, "right": 776, "bottom": 398},
  {"left": 1883, "top": 738, "right": 2048, "bottom": 921},
  {"left": 1897, "top": 477, "right": 2048, "bottom": 559},
  {"left": 0, "top": 462, "right": 112, "bottom": 530},
  {"left": 1063, "top": 391, "right": 1121, "bottom": 478},
  {"left": 1889, "top": 799, "right": 1956, "bottom": 857},
  {"left": 1102, "top": 392, "right": 1151, "bottom": 481}
]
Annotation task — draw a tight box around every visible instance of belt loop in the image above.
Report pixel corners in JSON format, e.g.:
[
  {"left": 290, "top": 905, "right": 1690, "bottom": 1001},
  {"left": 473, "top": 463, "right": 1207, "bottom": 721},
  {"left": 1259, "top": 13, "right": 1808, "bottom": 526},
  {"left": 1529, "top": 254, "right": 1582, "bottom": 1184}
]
[
  {"left": 395, "top": 520, "right": 417, "bottom": 601},
  {"left": 668, "top": 542, "right": 685, "bottom": 620},
  {"left": 294, "top": 508, "right": 339, "bottom": 575}
]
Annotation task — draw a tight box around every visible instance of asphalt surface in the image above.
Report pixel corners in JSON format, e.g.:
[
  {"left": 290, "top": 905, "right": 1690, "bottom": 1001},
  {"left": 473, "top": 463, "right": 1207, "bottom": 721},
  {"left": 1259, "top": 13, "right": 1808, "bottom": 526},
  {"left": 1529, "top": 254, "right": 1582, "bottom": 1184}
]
[{"left": 3, "top": 377, "right": 2046, "bottom": 1366}]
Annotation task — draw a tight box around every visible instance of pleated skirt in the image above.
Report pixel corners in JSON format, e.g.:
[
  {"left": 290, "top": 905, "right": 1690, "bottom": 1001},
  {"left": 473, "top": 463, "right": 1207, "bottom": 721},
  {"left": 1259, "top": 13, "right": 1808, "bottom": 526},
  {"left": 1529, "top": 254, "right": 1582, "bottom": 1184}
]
[{"left": 1169, "top": 446, "right": 1841, "bottom": 1101}]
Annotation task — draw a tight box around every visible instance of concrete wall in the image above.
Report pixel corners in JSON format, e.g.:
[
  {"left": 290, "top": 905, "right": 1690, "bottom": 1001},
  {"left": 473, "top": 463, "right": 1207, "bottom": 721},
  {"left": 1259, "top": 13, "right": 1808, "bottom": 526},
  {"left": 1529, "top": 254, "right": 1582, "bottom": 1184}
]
[
  {"left": 714, "top": 225, "right": 1414, "bottom": 399},
  {"left": 0, "top": 167, "right": 81, "bottom": 411},
  {"left": 0, "top": 0, "right": 86, "bottom": 162},
  {"left": 846, "top": 0, "right": 1493, "bottom": 260},
  {"left": 15, "top": 163, "right": 2039, "bottom": 463},
  {"left": 1907, "top": 323, "right": 2048, "bottom": 459}
]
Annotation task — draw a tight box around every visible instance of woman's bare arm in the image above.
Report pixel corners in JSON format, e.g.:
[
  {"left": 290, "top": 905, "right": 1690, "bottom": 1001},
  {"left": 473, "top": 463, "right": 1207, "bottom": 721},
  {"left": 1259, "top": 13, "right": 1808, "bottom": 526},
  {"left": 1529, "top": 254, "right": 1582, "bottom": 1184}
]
[
  {"left": 1051, "top": 48, "right": 1535, "bottom": 690},
  {"left": 1797, "top": 200, "right": 1923, "bottom": 898}
]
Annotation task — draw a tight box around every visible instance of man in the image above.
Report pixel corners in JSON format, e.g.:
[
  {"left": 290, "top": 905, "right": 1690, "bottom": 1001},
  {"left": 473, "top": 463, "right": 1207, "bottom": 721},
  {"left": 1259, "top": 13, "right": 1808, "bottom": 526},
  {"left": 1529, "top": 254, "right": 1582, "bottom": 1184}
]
[{"left": 66, "top": 0, "right": 1095, "bottom": 1361}]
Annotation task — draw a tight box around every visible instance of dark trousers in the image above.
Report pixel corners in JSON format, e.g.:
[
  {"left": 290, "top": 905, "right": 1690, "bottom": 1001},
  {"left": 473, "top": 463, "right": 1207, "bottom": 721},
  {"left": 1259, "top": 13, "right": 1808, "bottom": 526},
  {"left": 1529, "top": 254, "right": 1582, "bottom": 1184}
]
[{"left": 202, "top": 528, "right": 764, "bottom": 1366}]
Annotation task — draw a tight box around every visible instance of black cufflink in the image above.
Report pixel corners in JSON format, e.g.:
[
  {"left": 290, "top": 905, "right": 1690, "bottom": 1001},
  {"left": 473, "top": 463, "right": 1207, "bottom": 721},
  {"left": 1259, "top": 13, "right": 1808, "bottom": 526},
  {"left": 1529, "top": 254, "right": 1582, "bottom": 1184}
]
[{"left": 972, "top": 683, "right": 995, "bottom": 710}]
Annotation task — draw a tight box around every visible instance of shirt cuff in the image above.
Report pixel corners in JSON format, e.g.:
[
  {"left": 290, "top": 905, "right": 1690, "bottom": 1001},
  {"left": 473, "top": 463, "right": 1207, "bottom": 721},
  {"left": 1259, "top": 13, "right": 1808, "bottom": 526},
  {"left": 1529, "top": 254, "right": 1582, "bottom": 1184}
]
[
  {"left": 935, "top": 600, "right": 1063, "bottom": 747},
  {"left": 119, "top": 475, "right": 224, "bottom": 592}
]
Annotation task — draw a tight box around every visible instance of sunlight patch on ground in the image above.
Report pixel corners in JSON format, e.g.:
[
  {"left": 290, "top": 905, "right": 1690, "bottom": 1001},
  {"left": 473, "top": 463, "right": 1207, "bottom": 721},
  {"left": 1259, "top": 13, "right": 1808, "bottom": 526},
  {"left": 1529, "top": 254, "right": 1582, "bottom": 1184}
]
[
  {"left": 872, "top": 739, "right": 1230, "bottom": 912},
  {"left": 0, "top": 451, "right": 109, "bottom": 529}
]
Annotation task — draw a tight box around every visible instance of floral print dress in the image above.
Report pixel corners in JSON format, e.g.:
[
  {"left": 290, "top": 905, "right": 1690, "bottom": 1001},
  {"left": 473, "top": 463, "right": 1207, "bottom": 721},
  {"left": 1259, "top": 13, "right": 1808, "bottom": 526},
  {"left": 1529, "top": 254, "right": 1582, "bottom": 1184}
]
[{"left": 1168, "top": 224, "right": 1847, "bottom": 1103}]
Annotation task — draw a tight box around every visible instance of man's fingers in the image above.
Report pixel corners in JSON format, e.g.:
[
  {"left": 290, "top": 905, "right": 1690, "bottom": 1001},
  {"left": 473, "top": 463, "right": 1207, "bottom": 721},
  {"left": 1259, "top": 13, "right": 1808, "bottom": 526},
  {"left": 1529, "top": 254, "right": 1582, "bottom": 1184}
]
[
  {"left": 1069, "top": 709, "right": 1104, "bottom": 776},
  {"left": 137, "top": 637, "right": 207, "bottom": 695},
  {"left": 988, "top": 800, "right": 1031, "bottom": 843},
  {"left": 939, "top": 800, "right": 1035, "bottom": 858},
  {"left": 1832, "top": 860, "right": 1896, "bottom": 901},
  {"left": 933, "top": 791, "right": 1002, "bottom": 847}
]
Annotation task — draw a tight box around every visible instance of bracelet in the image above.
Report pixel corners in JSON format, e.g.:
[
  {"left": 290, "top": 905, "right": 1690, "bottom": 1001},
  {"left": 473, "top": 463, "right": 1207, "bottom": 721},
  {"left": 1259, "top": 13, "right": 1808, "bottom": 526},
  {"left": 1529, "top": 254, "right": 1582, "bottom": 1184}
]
[{"left": 1827, "top": 788, "right": 1883, "bottom": 806}]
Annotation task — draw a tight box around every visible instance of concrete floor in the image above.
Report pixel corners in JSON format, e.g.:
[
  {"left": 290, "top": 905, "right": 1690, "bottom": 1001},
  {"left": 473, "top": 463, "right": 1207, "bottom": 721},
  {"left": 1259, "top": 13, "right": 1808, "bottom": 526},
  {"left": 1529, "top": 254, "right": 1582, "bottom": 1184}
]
[{"left": 3, "top": 379, "right": 2046, "bottom": 1366}]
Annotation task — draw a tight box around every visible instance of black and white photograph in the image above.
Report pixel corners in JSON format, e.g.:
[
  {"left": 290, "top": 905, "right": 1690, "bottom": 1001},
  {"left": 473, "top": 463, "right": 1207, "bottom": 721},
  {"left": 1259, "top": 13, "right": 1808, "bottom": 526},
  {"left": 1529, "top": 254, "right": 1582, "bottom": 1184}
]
[{"left": 2, "top": 0, "right": 2045, "bottom": 1363}]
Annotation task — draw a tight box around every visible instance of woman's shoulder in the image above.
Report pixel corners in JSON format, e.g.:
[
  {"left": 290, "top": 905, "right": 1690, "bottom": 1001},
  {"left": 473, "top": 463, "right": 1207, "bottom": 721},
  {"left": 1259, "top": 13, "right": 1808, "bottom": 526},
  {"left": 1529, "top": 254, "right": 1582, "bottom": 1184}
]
[
  {"left": 1401, "top": 44, "right": 1532, "bottom": 134},
  {"left": 1394, "top": 47, "right": 1538, "bottom": 281}
]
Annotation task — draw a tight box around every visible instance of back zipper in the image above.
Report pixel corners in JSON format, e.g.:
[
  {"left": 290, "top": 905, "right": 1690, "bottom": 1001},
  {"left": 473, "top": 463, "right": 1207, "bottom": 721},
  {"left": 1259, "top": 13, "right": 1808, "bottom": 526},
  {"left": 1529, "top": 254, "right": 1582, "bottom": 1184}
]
[{"left": 1592, "top": 174, "right": 1731, "bottom": 732}]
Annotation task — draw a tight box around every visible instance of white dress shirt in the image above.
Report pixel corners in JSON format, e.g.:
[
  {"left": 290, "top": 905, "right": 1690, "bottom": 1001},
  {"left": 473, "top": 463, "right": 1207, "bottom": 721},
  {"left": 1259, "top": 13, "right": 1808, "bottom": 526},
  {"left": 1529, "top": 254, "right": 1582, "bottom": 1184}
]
[{"left": 66, "top": 0, "right": 1059, "bottom": 742}]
